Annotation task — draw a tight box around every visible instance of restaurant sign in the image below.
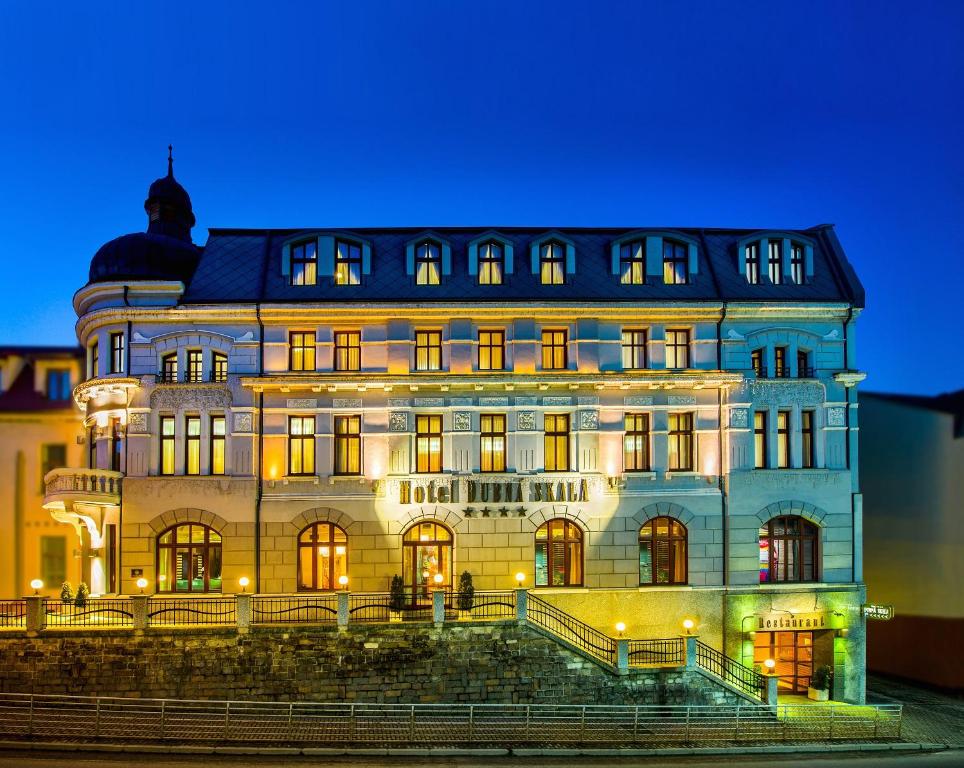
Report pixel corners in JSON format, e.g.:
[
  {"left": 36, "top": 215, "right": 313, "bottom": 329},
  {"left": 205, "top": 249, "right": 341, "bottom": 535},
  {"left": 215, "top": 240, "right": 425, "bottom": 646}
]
[
  {"left": 756, "top": 611, "right": 828, "bottom": 631},
  {"left": 863, "top": 604, "right": 895, "bottom": 621}
]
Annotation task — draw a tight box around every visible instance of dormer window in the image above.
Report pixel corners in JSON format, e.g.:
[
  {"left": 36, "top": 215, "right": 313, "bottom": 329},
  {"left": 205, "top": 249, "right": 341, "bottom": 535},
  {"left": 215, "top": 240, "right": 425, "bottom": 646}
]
[
  {"left": 335, "top": 240, "right": 362, "bottom": 286},
  {"left": 478, "top": 241, "right": 504, "bottom": 285},
  {"left": 46, "top": 369, "right": 71, "bottom": 401},
  {"left": 768, "top": 241, "right": 783, "bottom": 284},
  {"left": 415, "top": 241, "right": 442, "bottom": 285},
  {"left": 663, "top": 240, "right": 689, "bottom": 285},
  {"left": 619, "top": 241, "right": 645, "bottom": 285},
  {"left": 540, "top": 242, "right": 566, "bottom": 285},
  {"left": 290, "top": 240, "right": 318, "bottom": 286},
  {"left": 745, "top": 243, "right": 761, "bottom": 284},
  {"left": 790, "top": 243, "right": 806, "bottom": 284}
]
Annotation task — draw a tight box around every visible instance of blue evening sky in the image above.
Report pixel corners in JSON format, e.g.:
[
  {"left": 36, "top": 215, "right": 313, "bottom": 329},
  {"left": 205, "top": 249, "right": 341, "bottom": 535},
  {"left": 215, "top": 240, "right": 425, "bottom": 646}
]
[{"left": 0, "top": 1, "right": 961, "bottom": 394}]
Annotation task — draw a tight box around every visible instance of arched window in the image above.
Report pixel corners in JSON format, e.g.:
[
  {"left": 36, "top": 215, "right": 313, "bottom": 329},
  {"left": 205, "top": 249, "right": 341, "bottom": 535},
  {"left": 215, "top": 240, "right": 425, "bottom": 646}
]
[
  {"left": 639, "top": 517, "right": 687, "bottom": 585},
  {"left": 759, "top": 516, "right": 818, "bottom": 583},
  {"left": 156, "top": 523, "right": 222, "bottom": 593},
  {"left": 535, "top": 519, "right": 583, "bottom": 587},
  {"left": 297, "top": 522, "right": 348, "bottom": 591},
  {"left": 402, "top": 522, "right": 453, "bottom": 605}
]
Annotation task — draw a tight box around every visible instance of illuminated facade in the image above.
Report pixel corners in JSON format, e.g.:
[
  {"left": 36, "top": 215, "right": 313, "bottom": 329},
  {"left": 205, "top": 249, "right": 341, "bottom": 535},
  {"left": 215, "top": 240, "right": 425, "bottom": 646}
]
[{"left": 47, "top": 157, "right": 869, "bottom": 701}]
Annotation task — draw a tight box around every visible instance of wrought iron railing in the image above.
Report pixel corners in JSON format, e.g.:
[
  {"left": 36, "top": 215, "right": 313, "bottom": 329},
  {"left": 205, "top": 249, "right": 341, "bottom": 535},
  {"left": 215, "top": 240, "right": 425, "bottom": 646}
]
[
  {"left": 526, "top": 593, "right": 616, "bottom": 666},
  {"left": 147, "top": 597, "right": 236, "bottom": 626},
  {"left": 44, "top": 599, "right": 134, "bottom": 627},
  {"left": 0, "top": 600, "right": 25, "bottom": 628},
  {"left": 442, "top": 590, "right": 516, "bottom": 620},
  {"left": 252, "top": 595, "right": 338, "bottom": 624},
  {"left": 627, "top": 638, "right": 684, "bottom": 667},
  {"left": 347, "top": 592, "right": 434, "bottom": 623},
  {"left": 696, "top": 640, "right": 766, "bottom": 699}
]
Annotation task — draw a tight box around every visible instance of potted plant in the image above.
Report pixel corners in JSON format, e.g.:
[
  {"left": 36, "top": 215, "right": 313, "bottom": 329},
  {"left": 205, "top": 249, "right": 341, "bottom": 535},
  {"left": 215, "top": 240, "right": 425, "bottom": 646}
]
[
  {"left": 74, "top": 582, "right": 90, "bottom": 607},
  {"left": 389, "top": 575, "right": 405, "bottom": 622},
  {"left": 59, "top": 582, "right": 73, "bottom": 604},
  {"left": 456, "top": 571, "right": 475, "bottom": 620},
  {"left": 808, "top": 665, "right": 832, "bottom": 701}
]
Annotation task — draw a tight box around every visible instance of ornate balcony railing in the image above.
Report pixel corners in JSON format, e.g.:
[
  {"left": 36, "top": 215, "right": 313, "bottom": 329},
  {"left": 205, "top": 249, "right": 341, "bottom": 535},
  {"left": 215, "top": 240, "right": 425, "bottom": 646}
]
[{"left": 42, "top": 468, "right": 123, "bottom": 509}]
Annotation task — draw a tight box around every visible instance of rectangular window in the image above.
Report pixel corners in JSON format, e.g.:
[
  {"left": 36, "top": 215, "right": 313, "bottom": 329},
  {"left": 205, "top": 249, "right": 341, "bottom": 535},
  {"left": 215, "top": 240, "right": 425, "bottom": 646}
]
[
  {"left": 797, "top": 350, "right": 811, "bottom": 378},
  {"left": 751, "top": 348, "right": 764, "bottom": 377},
  {"left": 801, "top": 410, "right": 815, "bottom": 469},
  {"left": 290, "top": 240, "right": 317, "bottom": 286},
  {"left": 667, "top": 413, "right": 694, "bottom": 471},
  {"left": 415, "top": 414, "right": 442, "bottom": 473},
  {"left": 210, "top": 415, "right": 226, "bottom": 475},
  {"left": 415, "top": 241, "right": 441, "bottom": 285},
  {"left": 478, "top": 330, "right": 505, "bottom": 371},
  {"left": 621, "top": 329, "right": 647, "bottom": 369},
  {"left": 623, "top": 413, "right": 650, "bottom": 472},
  {"left": 160, "top": 416, "right": 175, "bottom": 475},
  {"left": 790, "top": 243, "right": 806, "bottom": 284},
  {"left": 544, "top": 413, "right": 570, "bottom": 472},
  {"left": 333, "top": 415, "right": 361, "bottom": 475},
  {"left": 478, "top": 241, "right": 504, "bottom": 285},
  {"left": 46, "top": 369, "right": 71, "bottom": 400},
  {"left": 289, "top": 332, "right": 316, "bottom": 372},
  {"left": 40, "top": 536, "right": 67, "bottom": 586},
  {"left": 774, "top": 346, "right": 787, "bottom": 378},
  {"left": 109, "top": 332, "right": 125, "bottom": 374},
  {"left": 620, "top": 241, "right": 645, "bottom": 285},
  {"left": 212, "top": 352, "right": 228, "bottom": 383},
  {"left": 754, "top": 411, "right": 768, "bottom": 469},
  {"left": 186, "top": 350, "right": 203, "bottom": 383},
  {"left": 745, "top": 242, "right": 761, "bottom": 284},
  {"left": 334, "top": 331, "right": 361, "bottom": 372},
  {"left": 288, "top": 416, "right": 315, "bottom": 476},
  {"left": 480, "top": 414, "right": 507, "bottom": 472},
  {"left": 540, "top": 242, "right": 565, "bottom": 285},
  {"left": 40, "top": 444, "right": 67, "bottom": 493},
  {"left": 88, "top": 426, "right": 97, "bottom": 469},
  {"left": 89, "top": 339, "right": 99, "bottom": 378},
  {"left": 663, "top": 240, "right": 689, "bottom": 284},
  {"left": 541, "top": 329, "right": 568, "bottom": 370},
  {"left": 185, "top": 415, "right": 201, "bottom": 475},
  {"left": 768, "top": 240, "right": 783, "bottom": 284},
  {"left": 335, "top": 239, "right": 362, "bottom": 285},
  {"left": 414, "top": 330, "right": 442, "bottom": 371},
  {"left": 665, "top": 329, "right": 690, "bottom": 370},
  {"left": 162, "top": 353, "right": 178, "bottom": 383},
  {"left": 777, "top": 410, "right": 791, "bottom": 468},
  {"left": 110, "top": 418, "right": 123, "bottom": 472}
]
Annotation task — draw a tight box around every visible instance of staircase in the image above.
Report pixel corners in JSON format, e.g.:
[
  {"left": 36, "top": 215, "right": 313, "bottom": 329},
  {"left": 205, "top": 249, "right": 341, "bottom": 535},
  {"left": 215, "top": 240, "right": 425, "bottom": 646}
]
[{"left": 524, "top": 592, "right": 768, "bottom": 703}]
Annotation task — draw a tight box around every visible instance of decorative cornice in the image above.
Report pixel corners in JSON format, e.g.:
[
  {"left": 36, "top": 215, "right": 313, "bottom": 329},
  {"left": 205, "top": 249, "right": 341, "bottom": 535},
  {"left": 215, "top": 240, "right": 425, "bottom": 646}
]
[{"left": 72, "top": 376, "right": 140, "bottom": 409}]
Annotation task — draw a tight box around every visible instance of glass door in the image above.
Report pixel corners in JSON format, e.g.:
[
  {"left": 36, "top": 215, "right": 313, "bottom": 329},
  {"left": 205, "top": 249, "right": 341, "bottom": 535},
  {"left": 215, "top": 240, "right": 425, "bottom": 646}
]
[
  {"left": 754, "top": 631, "right": 814, "bottom": 692},
  {"left": 402, "top": 522, "right": 452, "bottom": 606}
]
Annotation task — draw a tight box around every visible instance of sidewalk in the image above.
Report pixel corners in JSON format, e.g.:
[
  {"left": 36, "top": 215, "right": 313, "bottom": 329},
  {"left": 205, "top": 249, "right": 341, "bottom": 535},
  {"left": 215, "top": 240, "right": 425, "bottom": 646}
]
[{"left": 867, "top": 673, "right": 964, "bottom": 748}]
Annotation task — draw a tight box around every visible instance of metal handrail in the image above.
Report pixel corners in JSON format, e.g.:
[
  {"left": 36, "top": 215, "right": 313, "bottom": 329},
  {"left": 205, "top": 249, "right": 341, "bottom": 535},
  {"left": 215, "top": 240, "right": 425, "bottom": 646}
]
[
  {"left": 526, "top": 593, "right": 616, "bottom": 666},
  {"left": 147, "top": 597, "right": 236, "bottom": 626},
  {"left": 44, "top": 599, "right": 134, "bottom": 627},
  {"left": 627, "top": 637, "right": 684, "bottom": 666},
  {"left": 442, "top": 590, "right": 516, "bottom": 620},
  {"left": 0, "top": 600, "right": 26, "bottom": 628},
  {"left": 251, "top": 595, "right": 338, "bottom": 624},
  {"left": 696, "top": 639, "right": 766, "bottom": 699}
]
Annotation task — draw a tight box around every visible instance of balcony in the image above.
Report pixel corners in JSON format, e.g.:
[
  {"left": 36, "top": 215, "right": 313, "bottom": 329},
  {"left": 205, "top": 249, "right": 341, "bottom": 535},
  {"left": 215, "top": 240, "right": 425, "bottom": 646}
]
[
  {"left": 42, "top": 468, "right": 123, "bottom": 510},
  {"left": 157, "top": 371, "right": 228, "bottom": 384}
]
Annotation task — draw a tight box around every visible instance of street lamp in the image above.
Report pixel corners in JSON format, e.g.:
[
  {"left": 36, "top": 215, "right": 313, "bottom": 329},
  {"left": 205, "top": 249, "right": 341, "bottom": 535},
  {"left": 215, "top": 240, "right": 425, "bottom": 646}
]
[
  {"left": 682, "top": 618, "right": 695, "bottom": 635},
  {"left": 514, "top": 572, "right": 525, "bottom": 587},
  {"left": 338, "top": 575, "right": 349, "bottom": 590},
  {"left": 238, "top": 576, "right": 250, "bottom": 593},
  {"left": 136, "top": 578, "right": 148, "bottom": 594},
  {"left": 30, "top": 579, "right": 43, "bottom": 595},
  {"left": 615, "top": 622, "right": 626, "bottom": 637}
]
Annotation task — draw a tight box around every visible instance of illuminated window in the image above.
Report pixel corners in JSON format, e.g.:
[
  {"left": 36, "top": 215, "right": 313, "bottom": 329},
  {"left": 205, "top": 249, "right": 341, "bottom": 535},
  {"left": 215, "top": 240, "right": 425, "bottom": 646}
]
[
  {"left": 89, "top": 339, "right": 99, "bottom": 378},
  {"left": 751, "top": 348, "right": 764, "bottom": 377},
  {"left": 774, "top": 346, "right": 788, "bottom": 378},
  {"left": 161, "top": 353, "right": 178, "bottom": 383},
  {"left": 46, "top": 369, "right": 71, "bottom": 400},
  {"left": 802, "top": 410, "right": 815, "bottom": 469},
  {"left": 620, "top": 240, "right": 645, "bottom": 285},
  {"left": 480, "top": 414, "right": 506, "bottom": 473},
  {"left": 288, "top": 416, "right": 315, "bottom": 476},
  {"left": 478, "top": 330, "right": 505, "bottom": 371},
  {"left": 156, "top": 524, "right": 222, "bottom": 593},
  {"left": 334, "top": 331, "right": 361, "bottom": 372},
  {"left": 621, "top": 329, "right": 647, "bottom": 369},
  {"left": 745, "top": 242, "right": 761, "bottom": 284},
  {"left": 298, "top": 522, "right": 348, "bottom": 591},
  {"left": 212, "top": 352, "right": 228, "bottom": 383},
  {"left": 289, "top": 332, "right": 316, "bottom": 372},
  {"left": 160, "top": 416, "right": 175, "bottom": 475},
  {"left": 535, "top": 519, "right": 583, "bottom": 587},
  {"left": 544, "top": 413, "right": 570, "bottom": 472},
  {"left": 415, "top": 241, "right": 441, "bottom": 285},
  {"left": 541, "top": 329, "right": 567, "bottom": 370},
  {"left": 768, "top": 240, "right": 783, "bottom": 284},
  {"left": 665, "top": 329, "right": 690, "bottom": 370},
  {"left": 639, "top": 517, "right": 687, "bottom": 586},
  {"left": 478, "top": 241, "right": 504, "bottom": 285},
  {"left": 539, "top": 241, "right": 565, "bottom": 285},
  {"left": 186, "top": 349, "right": 203, "bottom": 383},
  {"left": 759, "top": 516, "right": 818, "bottom": 583},
  {"left": 790, "top": 243, "right": 806, "bottom": 284},
  {"left": 623, "top": 413, "right": 650, "bottom": 472},
  {"left": 185, "top": 415, "right": 201, "bottom": 475},
  {"left": 777, "top": 410, "right": 790, "bottom": 468},
  {"left": 414, "top": 330, "right": 442, "bottom": 371},
  {"left": 333, "top": 415, "right": 361, "bottom": 475},
  {"left": 754, "top": 411, "right": 768, "bottom": 469},
  {"left": 415, "top": 414, "right": 443, "bottom": 473},
  {"left": 210, "top": 415, "right": 226, "bottom": 475},
  {"left": 402, "top": 522, "right": 453, "bottom": 604},
  {"left": 109, "top": 332, "right": 125, "bottom": 374},
  {"left": 662, "top": 240, "right": 689, "bottom": 284},
  {"left": 668, "top": 413, "right": 694, "bottom": 471},
  {"left": 290, "top": 240, "right": 317, "bottom": 286},
  {"left": 335, "top": 239, "right": 362, "bottom": 285}
]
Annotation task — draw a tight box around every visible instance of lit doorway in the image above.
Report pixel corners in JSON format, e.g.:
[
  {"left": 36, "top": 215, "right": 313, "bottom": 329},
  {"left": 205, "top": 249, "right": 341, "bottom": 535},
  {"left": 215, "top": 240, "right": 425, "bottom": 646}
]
[
  {"left": 402, "top": 522, "right": 452, "bottom": 606},
  {"left": 754, "top": 631, "right": 814, "bottom": 692}
]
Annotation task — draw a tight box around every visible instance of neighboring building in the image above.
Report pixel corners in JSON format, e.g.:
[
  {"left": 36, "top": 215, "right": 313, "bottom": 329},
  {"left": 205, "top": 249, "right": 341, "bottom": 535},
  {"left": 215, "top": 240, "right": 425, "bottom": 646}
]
[
  {"left": 41, "top": 153, "right": 869, "bottom": 701},
  {"left": 0, "top": 346, "right": 84, "bottom": 596},
  {"left": 861, "top": 390, "right": 964, "bottom": 690}
]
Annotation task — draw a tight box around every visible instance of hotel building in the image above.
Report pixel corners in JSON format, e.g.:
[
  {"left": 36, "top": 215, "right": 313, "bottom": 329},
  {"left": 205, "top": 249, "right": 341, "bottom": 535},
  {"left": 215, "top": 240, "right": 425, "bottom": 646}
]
[{"left": 43, "top": 157, "right": 868, "bottom": 701}]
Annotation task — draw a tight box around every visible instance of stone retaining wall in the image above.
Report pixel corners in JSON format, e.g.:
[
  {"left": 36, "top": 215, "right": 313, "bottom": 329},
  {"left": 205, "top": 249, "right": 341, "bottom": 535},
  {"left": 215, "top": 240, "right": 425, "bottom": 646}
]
[{"left": 0, "top": 622, "right": 742, "bottom": 705}]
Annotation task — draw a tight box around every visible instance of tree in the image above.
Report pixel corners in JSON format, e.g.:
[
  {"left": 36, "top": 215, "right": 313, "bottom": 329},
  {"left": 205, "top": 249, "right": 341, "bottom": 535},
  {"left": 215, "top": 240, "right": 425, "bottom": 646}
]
[
  {"left": 456, "top": 571, "right": 475, "bottom": 612},
  {"left": 389, "top": 574, "right": 406, "bottom": 614},
  {"left": 59, "top": 582, "right": 73, "bottom": 604},
  {"left": 75, "top": 582, "right": 90, "bottom": 607}
]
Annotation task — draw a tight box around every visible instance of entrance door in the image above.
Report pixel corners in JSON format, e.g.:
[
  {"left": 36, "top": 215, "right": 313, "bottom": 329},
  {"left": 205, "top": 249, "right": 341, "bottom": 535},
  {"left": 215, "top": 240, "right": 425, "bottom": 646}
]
[
  {"left": 754, "top": 631, "right": 814, "bottom": 692},
  {"left": 401, "top": 522, "right": 453, "bottom": 606}
]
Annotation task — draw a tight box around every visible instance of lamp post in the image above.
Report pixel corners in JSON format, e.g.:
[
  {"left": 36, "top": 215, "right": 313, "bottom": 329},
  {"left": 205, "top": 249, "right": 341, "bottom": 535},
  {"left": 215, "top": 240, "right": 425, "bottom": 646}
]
[
  {"left": 136, "top": 578, "right": 148, "bottom": 595},
  {"left": 30, "top": 579, "right": 43, "bottom": 595},
  {"left": 238, "top": 576, "right": 250, "bottom": 593}
]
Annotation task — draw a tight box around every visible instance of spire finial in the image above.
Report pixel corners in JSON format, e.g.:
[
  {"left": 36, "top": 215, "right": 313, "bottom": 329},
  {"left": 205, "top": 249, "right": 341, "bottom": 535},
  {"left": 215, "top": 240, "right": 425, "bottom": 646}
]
[{"left": 167, "top": 144, "right": 174, "bottom": 177}]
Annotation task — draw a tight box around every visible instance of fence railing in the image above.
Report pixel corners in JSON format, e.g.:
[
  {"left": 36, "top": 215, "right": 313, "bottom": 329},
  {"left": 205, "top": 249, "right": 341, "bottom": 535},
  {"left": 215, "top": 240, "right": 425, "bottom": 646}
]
[
  {"left": 252, "top": 594, "right": 338, "bottom": 625},
  {"left": 443, "top": 590, "right": 517, "bottom": 621},
  {"left": 347, "top": 592, "right": 435, "bottom": 622},
  {"left": 44, "top": 599, "right": 134, "bottom": 627},
  {"left": 628, "top": 637, "right": 684, "bottom": 667},
  {"left": 147, "top": 597, "right": 237, "bottom": 626},
  {"left": 526, "top": 593, "right": 616, "bottom": 666},
  {"left": 0, "top": 693, "right": 904, "bottom": 746},
  {"left": 696, "top": 639, "right": 767, "bottom": 699},
  {"left": 0, "top": 600, "right": 25, "bottom": 628}
]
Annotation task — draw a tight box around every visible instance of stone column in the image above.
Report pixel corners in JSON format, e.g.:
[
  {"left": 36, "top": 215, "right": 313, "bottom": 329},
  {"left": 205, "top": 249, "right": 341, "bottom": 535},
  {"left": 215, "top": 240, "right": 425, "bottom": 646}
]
[
  {"left": 616, "top": 639, "right": 629, "bottom": 673},
  {"left": 131, "top": 595, "right": 149, "bottom": 630},
  {"left": 24, "top": 596, "right": 46, "bottom": 633},
  {"left": 763, "top": 672, "right": 779, "bottom": 710},
  {"left": 337, "top": 591, "right": 350, "bottom": 630},
  {"left": 432, "top": 589, "right": 446, "bottom": 626},
  {"left": 236, "top": 593, "right": 252, "bottom": 630},
  {"left": 515, "top": 588, "right": 528, "bottom": 624},
  {"left": 683, "top": 634, "right": 698, "bottom": 670}
]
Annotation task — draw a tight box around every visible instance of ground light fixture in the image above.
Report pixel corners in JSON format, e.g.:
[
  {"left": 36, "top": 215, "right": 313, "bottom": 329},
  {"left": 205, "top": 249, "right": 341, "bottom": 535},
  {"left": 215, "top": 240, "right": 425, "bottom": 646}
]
[
  {"left": 763, "top": 658, "right": 777, "bottom": 673},
  {"left": 238, "top": 576, "right": 250, "bottom": 593},
  {"left": 682, "top": 618, "right": 695, "bottom": 634},
  {"left": 338, "top": 575, "right": 349, "bottom": 590},
  {"left": 136, "top": 578, "right": 148, "bottom": 594},
  {"left": 30, "top": 579, "right": 43, "bottom": 595},
  {"left": 515, "top": 572, "right": 525, "bottom": 587},
  {"left": 615, "top": 622, "right": 626, "bottom": 637}
]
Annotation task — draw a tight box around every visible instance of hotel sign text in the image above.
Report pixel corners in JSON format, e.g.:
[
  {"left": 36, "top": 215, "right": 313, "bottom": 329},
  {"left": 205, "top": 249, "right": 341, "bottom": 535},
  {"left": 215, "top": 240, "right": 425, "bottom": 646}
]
[{"left": 398, "top": 476, "right": 593, "bottom": 506}]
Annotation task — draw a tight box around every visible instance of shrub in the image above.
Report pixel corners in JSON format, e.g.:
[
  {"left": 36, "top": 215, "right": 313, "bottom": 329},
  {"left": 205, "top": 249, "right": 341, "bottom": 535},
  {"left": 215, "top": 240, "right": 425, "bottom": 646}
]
[
  {"left": 59, "top": 582, "right": 73, "bottom": 604},
  {"left": 456, "top": 571, "right": 475, "bottom": 612},
  {"left": 74, "top": 582, "right": 90, "bottom": 607},
  {"left": 812, "top": 665, "right": 833, "bottom": 691},
  {"left": 389, "top": 574, "right": 406, "bottom": 613}
]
